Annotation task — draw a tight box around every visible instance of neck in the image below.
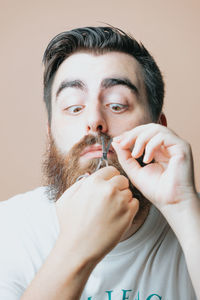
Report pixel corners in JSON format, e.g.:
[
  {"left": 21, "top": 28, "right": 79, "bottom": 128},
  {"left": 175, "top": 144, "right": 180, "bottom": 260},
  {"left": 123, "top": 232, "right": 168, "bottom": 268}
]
[{"left": 119, "top": 203, "right": 151, "bottom": 242}]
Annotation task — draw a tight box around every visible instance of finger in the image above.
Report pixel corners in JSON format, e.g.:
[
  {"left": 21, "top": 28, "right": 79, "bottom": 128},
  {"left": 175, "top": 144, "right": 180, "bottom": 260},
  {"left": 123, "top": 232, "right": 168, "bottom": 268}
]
[
  {"left": 128, "top": 198, "right": 139, "bottom": 219},
  {"left": 115, "top": 124, "right": 167, "bottom": 152},
  {"left": 112, "top": 141, "right": 141, "bottom": 174},
  {"left": 114, "top": 125, "right": 147, "bottom": 149},
  {"left": 109, "top": 175, "right": 129, "bottom": 191},
  {"left": 143, "top": 132, "right": 166, "bottom": 163},
  {"left": 144, "top": 131, "right": 186, "bottom": 162},
  {"left": 113, "top": 125, "right": 146, "bottom": 145},
  {"left": 92, "top": 165, "right": 120, "bottom": 181},
  {"left": 119, "top": 189, "right": 133, "bottom": 202},
  {"left": 131, "top": 126, "right": 165, "bottom": 158}
]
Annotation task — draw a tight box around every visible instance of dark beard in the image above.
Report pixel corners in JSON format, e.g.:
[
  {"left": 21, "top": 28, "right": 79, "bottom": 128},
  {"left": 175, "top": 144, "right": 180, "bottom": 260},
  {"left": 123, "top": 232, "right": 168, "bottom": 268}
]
[{"left": 42, "top": 132, "right": 150, "bottom": 214}]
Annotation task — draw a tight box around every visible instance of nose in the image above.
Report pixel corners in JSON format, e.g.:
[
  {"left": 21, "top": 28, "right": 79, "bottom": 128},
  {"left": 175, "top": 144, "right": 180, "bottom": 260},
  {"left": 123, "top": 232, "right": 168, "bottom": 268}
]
[{"left": 86, "top": 104, "right": 108, "bottom": 134}]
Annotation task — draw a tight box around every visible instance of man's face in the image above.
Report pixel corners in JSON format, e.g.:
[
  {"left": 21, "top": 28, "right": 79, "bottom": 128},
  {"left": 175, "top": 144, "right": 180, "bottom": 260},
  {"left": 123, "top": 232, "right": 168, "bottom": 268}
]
[
  {"left": 44, "top": 51, "right": 152, "bottom": 202},
  {"left": 50, "top": 51, "right": 152, "bottom": 157}
]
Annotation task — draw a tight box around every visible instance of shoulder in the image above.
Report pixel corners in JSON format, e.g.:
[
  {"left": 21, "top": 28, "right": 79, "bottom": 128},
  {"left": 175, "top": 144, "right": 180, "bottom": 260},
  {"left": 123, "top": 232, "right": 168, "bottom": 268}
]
[
  {"left": 0, "top": 186, "right": 58, "bottom": 233},
  {"left": 0, "top": 186, "right": 50, "bottom": 217},
  {"left": 1, "top": 186, "right": 48, "bottom": 206},
  {"left": 0, "top": 186, "right": 59, "bottom": 255},
  {"left": 0, "top": 187, "right": 58, "bottom": 295}
]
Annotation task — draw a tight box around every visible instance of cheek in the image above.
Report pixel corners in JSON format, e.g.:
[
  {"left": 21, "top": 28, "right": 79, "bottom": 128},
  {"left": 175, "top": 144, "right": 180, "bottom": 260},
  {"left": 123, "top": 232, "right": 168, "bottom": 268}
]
[
  {"left": 50, "top": 115, "right": 85, "bottom": 155},
  {"left": 108, "top": 109, "right": 151, "bottom": 136}
]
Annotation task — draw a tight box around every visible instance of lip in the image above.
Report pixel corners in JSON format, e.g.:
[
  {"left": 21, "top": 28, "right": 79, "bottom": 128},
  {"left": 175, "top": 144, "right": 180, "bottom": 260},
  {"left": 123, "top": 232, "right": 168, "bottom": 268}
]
[{"left": 80, "top": 144, "right": 114, "bottom": 157}]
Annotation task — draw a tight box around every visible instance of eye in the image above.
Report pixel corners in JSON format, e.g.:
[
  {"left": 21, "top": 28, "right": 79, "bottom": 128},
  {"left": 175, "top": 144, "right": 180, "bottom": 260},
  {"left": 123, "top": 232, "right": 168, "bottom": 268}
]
[
  {"left": 65, "top": 105, "right": 84, "bottom": 115},
  {"left": 108, "top": 103, "right": 128, "bottom": 113}
]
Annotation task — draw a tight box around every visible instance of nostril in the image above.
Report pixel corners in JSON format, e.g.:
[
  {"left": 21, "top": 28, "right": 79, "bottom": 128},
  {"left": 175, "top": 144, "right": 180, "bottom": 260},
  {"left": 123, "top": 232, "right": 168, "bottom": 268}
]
[{"left": 97, "top": 125, "right": 103, "bottom": 131}]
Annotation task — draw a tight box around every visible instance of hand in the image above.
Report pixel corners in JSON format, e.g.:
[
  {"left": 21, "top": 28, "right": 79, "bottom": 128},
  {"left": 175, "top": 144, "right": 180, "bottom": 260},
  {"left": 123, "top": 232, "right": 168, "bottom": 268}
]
[
  {"left": 56, "top": 166, "right": 139, "bottom": 261},
  {"left": 112, "top": 123, "right": 197, "bottom": 212},
  {"left": 112, "top": 124, "right": 200, "bottom": 300}
]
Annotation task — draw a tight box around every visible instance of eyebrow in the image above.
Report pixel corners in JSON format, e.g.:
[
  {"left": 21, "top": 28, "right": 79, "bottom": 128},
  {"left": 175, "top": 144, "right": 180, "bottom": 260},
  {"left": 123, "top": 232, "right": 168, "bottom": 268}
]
[
  {"left": 55, "top": 77, "right": 139, "bottom": 99},
  {"left": 101, "top": 77, "right": 138, "bottom": 95},
  {"left": 56, "top": 80, "right": 85, "bottom": 97}
]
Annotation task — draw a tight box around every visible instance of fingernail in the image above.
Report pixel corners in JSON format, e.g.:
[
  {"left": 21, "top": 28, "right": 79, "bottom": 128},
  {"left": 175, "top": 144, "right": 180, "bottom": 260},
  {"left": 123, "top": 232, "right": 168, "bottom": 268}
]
[{"left": 143, "top": 155, "right": 148, "bottom": 163}]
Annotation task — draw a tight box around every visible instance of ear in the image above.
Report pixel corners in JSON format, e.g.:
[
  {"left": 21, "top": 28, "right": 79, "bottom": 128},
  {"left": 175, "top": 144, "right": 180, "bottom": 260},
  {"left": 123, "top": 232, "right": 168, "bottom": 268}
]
[{"left": 158, "top": 112, "right": 167, "bottom": 127}]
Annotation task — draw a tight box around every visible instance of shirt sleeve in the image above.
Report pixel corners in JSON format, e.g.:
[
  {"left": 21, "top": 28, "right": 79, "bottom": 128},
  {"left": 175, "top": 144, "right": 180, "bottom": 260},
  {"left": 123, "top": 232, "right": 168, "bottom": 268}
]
[
  {"left": 0, "top": 188, "right": 59, "bottom": 300},
  {"left": 0, "top": 200, "right": 26, "bottom": 299}
]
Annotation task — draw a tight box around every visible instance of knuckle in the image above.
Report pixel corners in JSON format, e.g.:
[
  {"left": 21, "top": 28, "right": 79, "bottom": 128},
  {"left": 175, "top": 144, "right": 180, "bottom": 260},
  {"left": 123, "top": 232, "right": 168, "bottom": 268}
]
[
  {"left": 137, "top": 133, "right": 146, "bottom": 143},
  {"left": 148, "top": 123, "right": 160, "bottom": 130},
  {"left": 104, "top": 166, "right": 120, "bottom": 176},
  {"left": 121, "top": 189, "right": 132, "bottom": 204},
  {"left": 134, "top": 198, "right": 140, "bottom": 210},
  {"left": 111, "top": 166, "right": 120, "bottom": 175},
  {"left": 152, "top": 123, "right": 167, "bottom": 133},
  {"left": 184, "top": 141, "right": 191, "bottom": 152},
  {"left": 89, "top": 174, "right": 98, "bottom": 185},
  {"left": 156, "top": 132, "right": 163, "bottom": 139},
  {"left": 126, "top": 189, "right": 133, "bottom": 200},
  {"left": 108, "top": 166, "right": 117, "bottom": 171},
  {"left": 130, "top": 198, "right": 139, "bottom": 213},
  {"left": 106, "top": 184, "right": 117, "bottom": 198},
  {"left": 124, "top": 177, "right": 130, "bottom": 188},
  {"left": 119, "top": 175, "right": 129, "bottom": 187},
  {"left": 177, "top": 140, "right": 191, "bottom": 155}
]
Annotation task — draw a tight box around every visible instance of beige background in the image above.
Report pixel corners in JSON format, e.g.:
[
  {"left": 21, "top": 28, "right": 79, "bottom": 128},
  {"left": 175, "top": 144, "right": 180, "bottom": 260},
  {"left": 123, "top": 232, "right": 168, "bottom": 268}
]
[{"left": 0, "top": 0, "right": 199, "bottom": 201}]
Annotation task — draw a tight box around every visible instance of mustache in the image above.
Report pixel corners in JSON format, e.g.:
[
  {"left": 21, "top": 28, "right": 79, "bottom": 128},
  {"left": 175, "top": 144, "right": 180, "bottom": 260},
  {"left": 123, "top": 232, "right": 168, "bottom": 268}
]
[
  {"left": 66, "top": 132, "right": 145, "bottom": 168},
  {"left": 66, "top": 132, "right": 112, "bottom": 159}
]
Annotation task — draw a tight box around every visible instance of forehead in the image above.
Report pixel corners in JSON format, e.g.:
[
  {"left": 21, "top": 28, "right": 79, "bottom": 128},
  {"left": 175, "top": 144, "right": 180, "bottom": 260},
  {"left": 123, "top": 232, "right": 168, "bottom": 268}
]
[{"left": 52, "top": 51, "right": 145, "bottom": 94}]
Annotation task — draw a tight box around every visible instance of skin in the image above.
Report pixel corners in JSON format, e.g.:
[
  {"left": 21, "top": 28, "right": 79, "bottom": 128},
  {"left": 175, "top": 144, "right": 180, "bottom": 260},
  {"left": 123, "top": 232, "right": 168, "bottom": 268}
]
[
  {"left": 50, "top": 51, "right": 152, "bottom": 155},
  {"left": 51, "top": 51, "right": 200, "bottom": 296},
  {"left": 112, "top": 124, "right": 200, "bottom": 298},
  {"left": 50, "top": 51, "right": 155, "bottom": 241},
  {"left": 22, "top": 51, "right": 200, "bottom": 299}
]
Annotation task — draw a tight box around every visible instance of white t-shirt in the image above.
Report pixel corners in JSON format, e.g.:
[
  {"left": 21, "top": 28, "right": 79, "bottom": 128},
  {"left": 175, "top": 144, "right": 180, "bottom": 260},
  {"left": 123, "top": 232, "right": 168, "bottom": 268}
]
[{"left": 0, "top": 187, "right": 196, "bottom": 300}]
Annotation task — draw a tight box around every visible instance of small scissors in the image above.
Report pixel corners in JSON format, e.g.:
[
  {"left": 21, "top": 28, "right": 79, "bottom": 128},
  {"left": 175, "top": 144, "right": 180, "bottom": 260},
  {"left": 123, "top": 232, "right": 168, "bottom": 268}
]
[
  {"left": 95, "top": 136, "right": 113, "bottom": 171},
  {"left": 76, "top": 136, "right": 113, "bottom": 182}
]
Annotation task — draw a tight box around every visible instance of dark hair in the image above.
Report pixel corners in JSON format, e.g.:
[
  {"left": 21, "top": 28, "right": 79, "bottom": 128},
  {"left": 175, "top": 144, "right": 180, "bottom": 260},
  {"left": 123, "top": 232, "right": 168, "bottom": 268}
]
[{"left": 43, "top": 26, "right": 164, "bottom": 123}]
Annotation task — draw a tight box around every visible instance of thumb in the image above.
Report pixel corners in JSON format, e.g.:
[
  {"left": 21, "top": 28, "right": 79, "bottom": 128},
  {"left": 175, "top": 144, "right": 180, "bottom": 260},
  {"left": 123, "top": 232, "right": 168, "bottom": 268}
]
[{"left": 56, "top": 175, "right": 87, "bottom": 206}]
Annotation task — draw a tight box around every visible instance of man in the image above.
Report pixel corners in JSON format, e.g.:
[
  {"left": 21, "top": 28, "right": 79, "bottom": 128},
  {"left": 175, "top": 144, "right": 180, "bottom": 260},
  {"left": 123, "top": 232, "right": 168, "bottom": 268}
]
[{"left": 0, "top": 26, "right": 199, "bottom": 300}]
